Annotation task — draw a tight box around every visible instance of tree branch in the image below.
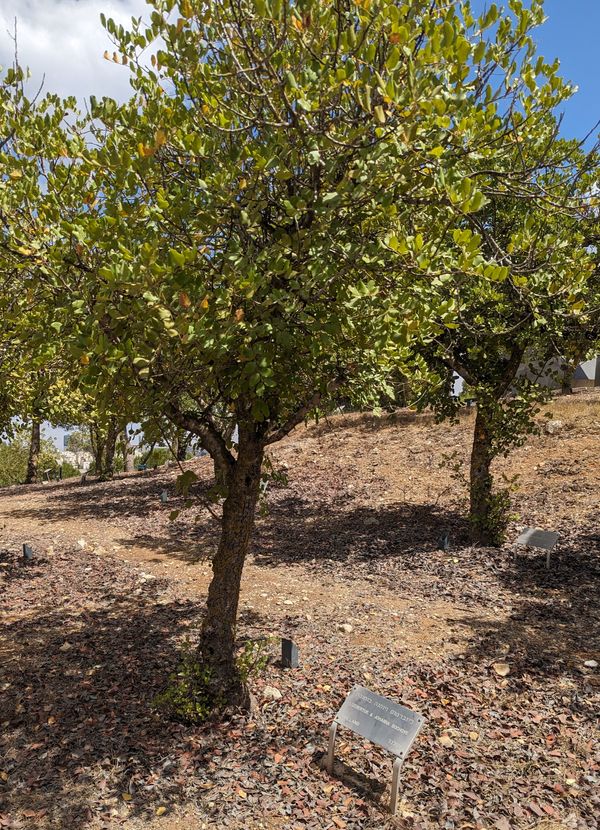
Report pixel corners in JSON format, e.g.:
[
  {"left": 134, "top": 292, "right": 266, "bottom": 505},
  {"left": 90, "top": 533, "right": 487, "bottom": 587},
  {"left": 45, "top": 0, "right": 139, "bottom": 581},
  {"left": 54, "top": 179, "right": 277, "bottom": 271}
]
[{"left": 264, "top": 378, "right": 344, "bottom": 446}]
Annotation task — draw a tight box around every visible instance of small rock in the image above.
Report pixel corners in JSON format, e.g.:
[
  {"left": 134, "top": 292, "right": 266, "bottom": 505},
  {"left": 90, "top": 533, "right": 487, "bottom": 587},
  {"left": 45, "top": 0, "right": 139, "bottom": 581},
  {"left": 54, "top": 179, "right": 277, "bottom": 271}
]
[
  {"left": 262, "top": 686, "right": 282, "bottom": 701},
  {"left": 338, "top": 623, "right": 353, "bottom": 634},
  {"left": 439, "top": 734, "right": 454, "bottom": 748},
  {"left": 77, "top": 539, "right": 86, "bottom": 549},
  {"left": 492, "top": 662, "right": 510, "bottom": 677},
  {"left": 59, "top": 642, "right": 73, "bottom": 652},
  {"left": 583, "top": 660, "right": 598, "bottom": 669},
  {"left": 545, "top": 419, "right": 564, "bottom": 435}
]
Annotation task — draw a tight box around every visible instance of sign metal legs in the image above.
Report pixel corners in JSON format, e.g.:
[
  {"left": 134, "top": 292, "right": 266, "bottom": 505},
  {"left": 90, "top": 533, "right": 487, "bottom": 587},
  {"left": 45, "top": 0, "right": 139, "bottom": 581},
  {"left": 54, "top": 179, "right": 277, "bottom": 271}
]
[
  {"left": 390, "top": 756, "right": 404, "bottom": 815},
  {"left": 326, "top": 721, "right": 405, "bottom": 815},
  {"left": 326, "top": 722, "right": 338, "bottom": 774}
]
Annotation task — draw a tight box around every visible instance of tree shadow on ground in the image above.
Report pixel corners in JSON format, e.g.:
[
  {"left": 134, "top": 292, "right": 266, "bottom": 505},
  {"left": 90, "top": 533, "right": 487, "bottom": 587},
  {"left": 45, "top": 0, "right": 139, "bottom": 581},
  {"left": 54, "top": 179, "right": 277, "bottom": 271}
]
[
  {"left": 461, "top": 535, "right": 600, "bottom": 709},
  {"left": 0, "top": 459, "right": 214, "bottom": 524},
  {"left": 252, "top": 498, "right": 469, "bottom": 570},
  {"left": 0, "top": 593, "right": 274, "bottom": 829},
  {"left": 106, "top": 495, "right": 470, "bottom": 571}
]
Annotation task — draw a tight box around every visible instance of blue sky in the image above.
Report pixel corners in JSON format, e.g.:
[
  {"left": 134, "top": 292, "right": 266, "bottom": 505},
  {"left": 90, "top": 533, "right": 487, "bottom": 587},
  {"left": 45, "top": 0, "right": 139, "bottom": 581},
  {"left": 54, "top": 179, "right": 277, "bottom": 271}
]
[{"left": 529, "top": 0, "right": 600, "bottom": 142}]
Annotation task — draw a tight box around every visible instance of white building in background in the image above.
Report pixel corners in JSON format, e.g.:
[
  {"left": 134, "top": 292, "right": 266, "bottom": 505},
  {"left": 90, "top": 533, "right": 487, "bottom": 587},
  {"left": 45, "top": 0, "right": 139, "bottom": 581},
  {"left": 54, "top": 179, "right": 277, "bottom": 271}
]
[
  {"left": 518, "top": 355, "right": 600, "bottom": 391},
  {"left": 571, "top": 356, "right": 600, "bottom": 388}
]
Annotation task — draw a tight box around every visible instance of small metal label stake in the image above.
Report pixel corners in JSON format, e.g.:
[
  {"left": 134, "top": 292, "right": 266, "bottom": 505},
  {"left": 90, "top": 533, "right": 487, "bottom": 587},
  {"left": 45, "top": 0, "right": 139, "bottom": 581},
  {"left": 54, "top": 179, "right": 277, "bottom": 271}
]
[
  {"left": 514, "top": 527, "right": 559, "bottom": 570},
  {"left": 326, "top": 685, "right": 425, "bottom": 815},
  {"left": 23, "top": 543, "right": 33, "bottom": 561},
  {"left": 160, "top": 489, "right": 169, "bottom": 504},
  {"left": 281, "top": 638, "right": 299, "bottom": 668}
]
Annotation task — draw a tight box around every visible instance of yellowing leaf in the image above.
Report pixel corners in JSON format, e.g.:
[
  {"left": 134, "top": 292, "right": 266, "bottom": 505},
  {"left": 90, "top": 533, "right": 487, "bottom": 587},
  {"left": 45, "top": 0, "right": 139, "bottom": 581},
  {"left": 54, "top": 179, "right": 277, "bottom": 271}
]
[
  {"left": 237, "top": 788, "right": 247, "bottom": 799},
  {"left": 181, "top": 0, "right": 193, "bottom": 18},
  {"left": 234, "top": 307, "right": 245, "bottom": 322},
  {"left": 439, "top": 734, "right": 454, "bottom": 748},
  {"left": 137, "top": 143, "right": 155, "bottom": 158},
  {"left": 121, "top": 793, "right": 132, "bottom": 802},
  {"left": 155, "top": 805, "right": 168, "bottom": 816},
  {"left": 79, "top": 354, "right": 90, "bottom": 365},
  {"left": 9, "top": 170, "right": 22, "bottom": 180},
  {"left": 200, "top": 296, "right": 209, "bottom": 309},
  {"left": 179, "top": 292, "right": 192, "bottom": 308},
  {"left": 374, "top": 105, "right": 386, "bottom": 124},
  {"left": 155, "top": 128, "right": 167, "bottom": 147}
]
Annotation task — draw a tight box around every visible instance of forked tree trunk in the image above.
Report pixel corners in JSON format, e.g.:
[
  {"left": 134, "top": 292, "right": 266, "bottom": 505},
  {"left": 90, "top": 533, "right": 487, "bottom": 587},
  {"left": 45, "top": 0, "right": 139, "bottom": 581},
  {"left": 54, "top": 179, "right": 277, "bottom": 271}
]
[
  {"left": 469, "top": 409, "right": 494, "bottom": 545},
  {"left": 199, "top": 428, "right": 264, "bottom": 708},
  {"left": 25, "top": 420, "right": 41, "bottom": 484}
]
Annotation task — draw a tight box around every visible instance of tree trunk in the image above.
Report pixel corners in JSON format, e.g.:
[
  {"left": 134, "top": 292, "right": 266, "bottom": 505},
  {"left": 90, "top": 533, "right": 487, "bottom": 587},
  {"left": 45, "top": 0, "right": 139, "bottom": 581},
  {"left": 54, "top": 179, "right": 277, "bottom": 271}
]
[
  {"left": 100, "top": 419, "right": 119, "bottom": 480},
  {"left": 25, "top": 421, "right": 41, "bottom": 484},
  {"left": 176, "top": 430, "right": 189, "bottom": 462},
  {"left": 122, "top": 429, "right": 135, "bottom": 472},
  {"left": 469, "top": 409, "right": 495, "bottom": 545},
  {"left": 199, "top": 428, "right": 264, "bottom": 708},
  {"left": 560, "top": 362, "right": 574, "bottom": 395},
  {"left": 89, "top": 424, "right": 103, "bottom": 475},
  {"left": 213, "top": 453, "right": 230, "bottom": 490}
]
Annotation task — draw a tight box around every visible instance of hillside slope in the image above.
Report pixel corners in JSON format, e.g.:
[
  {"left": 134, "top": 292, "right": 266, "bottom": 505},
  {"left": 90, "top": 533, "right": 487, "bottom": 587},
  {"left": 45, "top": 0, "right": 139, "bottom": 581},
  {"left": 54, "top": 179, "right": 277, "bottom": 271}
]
[{"left": 0, "top": 392, "right": 598, "bottom": 830}]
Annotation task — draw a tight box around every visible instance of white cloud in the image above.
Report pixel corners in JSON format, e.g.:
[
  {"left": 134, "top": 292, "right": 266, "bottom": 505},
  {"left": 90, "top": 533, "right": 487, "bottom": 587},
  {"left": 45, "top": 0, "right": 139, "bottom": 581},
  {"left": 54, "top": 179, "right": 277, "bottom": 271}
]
[{"left": 0, "top": 0, "right": 150, "bottom": 103}]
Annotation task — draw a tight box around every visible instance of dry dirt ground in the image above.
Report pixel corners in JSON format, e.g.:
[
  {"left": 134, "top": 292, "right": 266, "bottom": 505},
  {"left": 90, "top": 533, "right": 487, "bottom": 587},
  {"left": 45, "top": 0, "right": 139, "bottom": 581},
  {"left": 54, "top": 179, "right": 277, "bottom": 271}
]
[{"left": 0, "top": 393, "right": 599, "bottom": 830}]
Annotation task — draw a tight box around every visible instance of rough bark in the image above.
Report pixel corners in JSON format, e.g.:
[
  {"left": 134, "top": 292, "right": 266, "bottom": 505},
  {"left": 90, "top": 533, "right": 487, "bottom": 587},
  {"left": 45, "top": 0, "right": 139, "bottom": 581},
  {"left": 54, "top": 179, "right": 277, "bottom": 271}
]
[
  {"left": 25, "top": 421, "right": 41, "bottom": 484},
  {"left": 100, "top": 419, "right": 119, "bottom": 480},
  {"left": 174, "top": 429, "right": 190, "bottom": 462},
  {"left": 213, "top": 453, "right": 230, "bottom": 490},
  {"left": 122, "top": 430, "right": 136, "bottom": 472},
  {"left": 469, "top": 409, "right": 495, "bottom": 545},
  {"left": 199, "top": 426, "right": 264, "bottom": 708}
]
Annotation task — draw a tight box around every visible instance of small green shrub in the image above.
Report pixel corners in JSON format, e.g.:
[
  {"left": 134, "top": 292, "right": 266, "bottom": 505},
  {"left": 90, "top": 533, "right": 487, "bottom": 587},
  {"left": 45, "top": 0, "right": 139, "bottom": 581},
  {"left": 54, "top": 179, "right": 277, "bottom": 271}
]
[
  {"left": 61, "top": 461, "right": 81, "bottom": 479},
  {"left": 154, "top": 637, "right": 273, "bottom": 724},
  {"left": 134, "top": 447, "right": 170, "bottom": 468},
  {"left": 236, "top": 637, "right": 273, "bottom": 684},
  {"left": 153, "top": 642, "right": 217, "bottom": 724}
]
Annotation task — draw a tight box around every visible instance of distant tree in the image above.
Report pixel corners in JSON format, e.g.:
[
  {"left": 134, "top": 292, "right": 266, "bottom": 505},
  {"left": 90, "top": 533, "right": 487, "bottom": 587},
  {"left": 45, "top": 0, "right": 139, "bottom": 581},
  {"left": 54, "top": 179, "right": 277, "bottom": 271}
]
[{"left": 407, "top": 135, "right": 599, "bottom": 544}]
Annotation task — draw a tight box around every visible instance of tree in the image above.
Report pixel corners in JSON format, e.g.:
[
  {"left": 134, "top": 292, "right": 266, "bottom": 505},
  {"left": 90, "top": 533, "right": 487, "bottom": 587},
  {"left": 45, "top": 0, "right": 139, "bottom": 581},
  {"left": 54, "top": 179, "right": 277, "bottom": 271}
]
[
  {"left": 7, "top": 0, "right": 583, "bottom": 707},
  {"left": 406, "top": 132, "right": 599, "bottom": 544}
]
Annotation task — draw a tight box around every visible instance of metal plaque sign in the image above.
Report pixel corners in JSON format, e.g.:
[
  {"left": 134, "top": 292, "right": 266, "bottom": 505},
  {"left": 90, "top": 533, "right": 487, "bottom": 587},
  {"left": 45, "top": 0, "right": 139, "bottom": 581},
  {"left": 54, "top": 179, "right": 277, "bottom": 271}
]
[
  {"left": 325, "top": 686, "right": 425, "bottom": 815},
  {"left": 516, "top": 527, "right": 559, "bottom": 551},
  {"left": 334, "top": 686, "right": 424, "bottom": 758}
]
